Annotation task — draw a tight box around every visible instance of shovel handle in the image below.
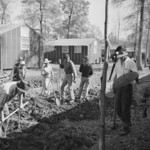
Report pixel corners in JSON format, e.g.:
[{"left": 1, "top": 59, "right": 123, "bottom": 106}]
[{"left": 113, "top": 96, "right": 117, "bottom": 127}]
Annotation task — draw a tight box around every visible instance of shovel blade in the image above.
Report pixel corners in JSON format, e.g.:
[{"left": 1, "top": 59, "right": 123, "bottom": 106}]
[{"left": 56, "top": 98, "right": 61, "bottom": 106}]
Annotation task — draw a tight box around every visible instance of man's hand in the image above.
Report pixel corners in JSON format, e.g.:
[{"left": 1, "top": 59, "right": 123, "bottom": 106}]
[{"left": 58, "top": 59, "right": 61, "bottom": 64}]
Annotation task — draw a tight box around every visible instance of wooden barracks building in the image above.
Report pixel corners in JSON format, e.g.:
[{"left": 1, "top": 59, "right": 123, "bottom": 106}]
[
  {"left": 0, "top": 23, "right": 41, "bottom": 69},
  {"left": 44, "top": 38, "right": 101, "bottom": 64}
]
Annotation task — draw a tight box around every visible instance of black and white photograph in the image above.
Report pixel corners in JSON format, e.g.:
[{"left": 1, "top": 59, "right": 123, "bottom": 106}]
[{"left": 0, "top": 0, "right": 150, "bottom": 150}]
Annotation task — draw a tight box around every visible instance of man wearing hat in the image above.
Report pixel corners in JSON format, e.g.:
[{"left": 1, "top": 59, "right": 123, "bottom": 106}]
[
  {"left": 77, "top": 56, "right": 93, "bottom": 100},
  {"left": 13, "top": 59, "right": 26, "bottom": 82},
  {"left": 113, "top": 46, "right": 138, "bottom": 136},
  {"left": 10, "top": 56, "right": 24, "bottom": 80},
  {"left": 41, "top": 58, "right": 54, "bottom": 96},
  {"left": 59, "top": 54, "right": 77, "bottom": 103}
]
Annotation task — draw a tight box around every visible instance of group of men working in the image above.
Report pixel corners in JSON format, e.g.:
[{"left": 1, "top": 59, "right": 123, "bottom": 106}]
[
  {"left": 41, "top": 54, "right": 94, "bottom": 103},
  {"left": 41, "top": 47, "right": 139, "bottom": 136},
  {"left": 0, "top": 45, "right": 139, "bottom": 137}
]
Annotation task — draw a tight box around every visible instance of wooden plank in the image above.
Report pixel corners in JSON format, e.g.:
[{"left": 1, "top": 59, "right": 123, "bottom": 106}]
[{"left": 2, "top": 101, "right": 29, "bottom": 122}]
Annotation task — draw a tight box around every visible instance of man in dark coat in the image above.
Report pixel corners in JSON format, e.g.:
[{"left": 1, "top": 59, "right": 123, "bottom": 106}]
[{"left": 77, "top": 56, "right": 93, "bottom": 100}]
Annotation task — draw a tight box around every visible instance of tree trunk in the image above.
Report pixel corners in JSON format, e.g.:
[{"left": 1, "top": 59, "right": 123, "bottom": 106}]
[
  {"left": 144, "top": 23, "right": 150, "bottom": 67},
  {"left": 144, "top": 6, "right": 150, "bottom": 67},
  {"left": 133, "top": 11, "right": 139, "bottom": 58},
  {"left": 67, "top": 4, "right": 74, "bottom": 38},
  {"left": 99, "top": 0, "right": 109, "bottom": 149},
  {"left": 117, "top": 10, "right": 120, "bottom": 41},
  {"left": 136, "top": 0, "right": 145, "bottom": 70},
  {"left": 38, "top": 2, "right": 44, "bottom": 68},
  {"left": 67, "top": 16, "right": 71, "bottom": 38},
  {"left": 1, "top": 9, "right": 6, "bottom": 25}
]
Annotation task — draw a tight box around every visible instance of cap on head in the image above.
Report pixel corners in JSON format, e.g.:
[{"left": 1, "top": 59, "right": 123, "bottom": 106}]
[
  {"left": 115, "top": 46, "right": 128, "bottom": 59},
  {"left": 115, "top": 46, "right": 123, "bottom": 53},
  {"left": 82, "top": 56, "right": 89, "bottom": 61},
  {"left": 43, "top": 58, "right": 51, "bottom": 64},
  {"left": 19, "top": 57, "right": 23, "bottom": 61},
  {"left": 16, "top": 56, "right": 23, "bottom": 64},
  {"left": 63, "top": 54, "right": 70, "bottom": 60},
  {"left": 20, "top": 60, "right": 25, "bottom": 66}
]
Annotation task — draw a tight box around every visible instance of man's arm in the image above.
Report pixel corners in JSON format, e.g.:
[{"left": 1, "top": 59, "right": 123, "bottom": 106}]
[
  {"left": 79, "top": 64, "right": 82, "bottom": 73},
  {"left": 50, "top": 66, "right": 54, "bottom": 79},
  {"left": 70, "top": 61, "right": 77, "bottom": 80},
  {"left": 89, "top": 65, "right": 93, "bottom": 76},
  {"left": 18, "top": 69, "right": 24, "bottom": 81},
  {"left": 58, "top": 59, "right": 64, "bottom": 69},
  {"left": 130, "top": 61, "right": 138, "bottom": 72},
  {"left": 60, "top": 64, "right": 64, "bottom": 69}
]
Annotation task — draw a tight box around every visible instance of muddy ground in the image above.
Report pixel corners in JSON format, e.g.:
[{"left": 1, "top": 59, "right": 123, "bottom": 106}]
[{"left": 0, "top": 64, "right": 150, "bottom": 150}]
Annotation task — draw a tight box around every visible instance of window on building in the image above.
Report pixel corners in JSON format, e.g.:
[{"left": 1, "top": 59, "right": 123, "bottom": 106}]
[
  {"left": 74, "top": 46, "right": 81, "bottom": 53},
  {"left": 21, "top": 26, "right": 30, "bottom": 51},
  {"left": 94, "top": 41, "right": 97, "bottom": 54},
  {"left": 62, "top": 46, "right": 69, "bottom": 53},
  {"left": 21, "top": 37, "right": 30, "bottom": 50}
]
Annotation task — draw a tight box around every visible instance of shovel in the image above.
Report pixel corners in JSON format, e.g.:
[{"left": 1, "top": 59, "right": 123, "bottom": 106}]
[{"left": 53, "top": 89, "right": 61, "bottom": 106}]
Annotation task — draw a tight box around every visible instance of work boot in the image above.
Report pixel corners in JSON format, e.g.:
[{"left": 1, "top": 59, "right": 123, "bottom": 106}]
[
  {"left": 75, "top": 96, "right": 80, "bottom": 102},
  {"left": 83, "top": 97, "right": 89, "bottom": 102},
  {"left": 119, "top": 127, "right": 130, "bottom": 136},
  {"left": 70, "top": 99, "right": 75, "bottom": 104}
]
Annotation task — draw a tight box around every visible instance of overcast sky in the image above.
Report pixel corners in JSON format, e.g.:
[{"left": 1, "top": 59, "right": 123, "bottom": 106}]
[{"left": 88, "top": 0, "right": 132, "bottom": 38}]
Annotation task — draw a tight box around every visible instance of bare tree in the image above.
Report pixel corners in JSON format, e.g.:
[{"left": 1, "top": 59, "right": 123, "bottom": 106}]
[
  {"left": 133, "top": 10, "right": 139, "bottom": 58},
  {"left": 22, "top": 0, "right": 61, "bottom": 67},
  {"left": 0, "top": 0, "right": 10, "bottom": 24},
  {"left": 59, "top": 0, "right": 90, "bottom": 38}
]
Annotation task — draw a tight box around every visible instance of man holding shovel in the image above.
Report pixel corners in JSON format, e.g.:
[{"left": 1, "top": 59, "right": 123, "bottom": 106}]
[
  {"left": 112, "top": 46, "right": 138, "bottom": 136},
  {"left": 59, "top": 54, "right": 77, "bottom": 104},
  {"left": 41, "top": 58, "right": 54, "bottom": 96}
]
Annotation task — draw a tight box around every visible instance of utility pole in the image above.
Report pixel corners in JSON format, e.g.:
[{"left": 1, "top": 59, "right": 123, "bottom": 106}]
[{"left": 99, "top": 0, "right": 109, "bottom": 149}]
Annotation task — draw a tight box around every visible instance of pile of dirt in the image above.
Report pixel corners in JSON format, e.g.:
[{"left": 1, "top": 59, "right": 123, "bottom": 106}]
[
  {"left": 26, "top": 76, "right": 43, "bottom": 88},
  {"left": 0, "top": 90, "right": 100, "bottom": 150}
]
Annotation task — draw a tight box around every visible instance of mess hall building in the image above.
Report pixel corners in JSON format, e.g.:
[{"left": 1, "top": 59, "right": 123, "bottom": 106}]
[{"left": 44, "top": 38, "right": 101, "bottom": 64}]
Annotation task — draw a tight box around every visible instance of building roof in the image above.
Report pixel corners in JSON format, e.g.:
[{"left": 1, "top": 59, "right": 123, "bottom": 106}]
[
  {"left": 0, "top": 23, "right": 45, "bottom": 40},
  {"left": 0, "top": 23, "right": 24, "bottom": 35},
  {"left": 44, "top": 38, "right": 96, "bottom": 46}
]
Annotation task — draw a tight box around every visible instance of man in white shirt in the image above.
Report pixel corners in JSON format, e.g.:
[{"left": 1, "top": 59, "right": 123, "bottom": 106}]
[
  {"left": 113, "top": 46, "right": 138, "bottom": 136},
  {"left": 41, "top": 58, "right": 54, "bottom": 96}
]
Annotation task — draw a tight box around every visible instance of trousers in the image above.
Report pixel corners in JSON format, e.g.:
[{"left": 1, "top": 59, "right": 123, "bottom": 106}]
[
  {"left": 78, "top": 77, "right": 90, "bottom": 99},
  {"left": 61, "top": 74, "right": 74, "bottom": 100},
  {"left": 42, "top": 77, "right": 51, "bottom": 96},
  {"left": 115, "top": 84, "right": 132, "bottom": 127}
]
